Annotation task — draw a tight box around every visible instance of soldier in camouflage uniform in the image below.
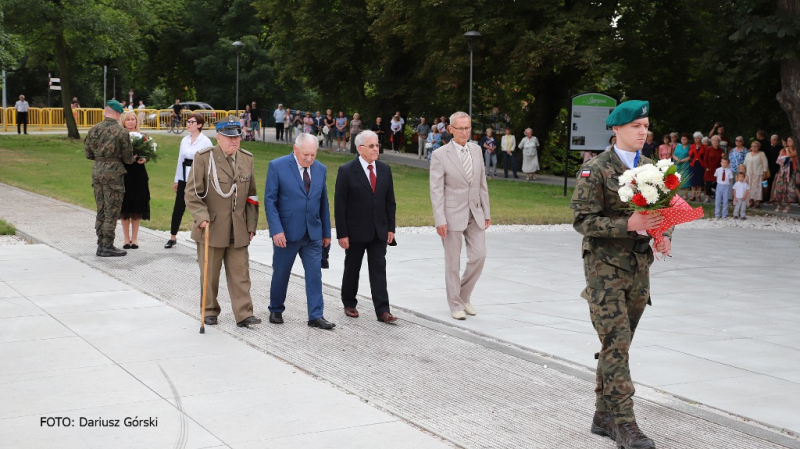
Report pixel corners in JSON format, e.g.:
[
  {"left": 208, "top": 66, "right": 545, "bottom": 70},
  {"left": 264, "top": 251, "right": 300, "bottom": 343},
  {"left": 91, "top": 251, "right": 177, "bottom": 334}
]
[
  {"left": 570, "top": 100, "right": 672, "bottom": 449},
  {"left": 84, "top": 100, "right": 135, "bottom": 257}
]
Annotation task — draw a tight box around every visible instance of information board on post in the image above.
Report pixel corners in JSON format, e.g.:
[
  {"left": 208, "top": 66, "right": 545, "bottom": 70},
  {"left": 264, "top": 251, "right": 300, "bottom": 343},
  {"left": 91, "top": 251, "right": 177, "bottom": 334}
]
[{"left": 568, "top": 93, "right": 617, "bottom": 151}]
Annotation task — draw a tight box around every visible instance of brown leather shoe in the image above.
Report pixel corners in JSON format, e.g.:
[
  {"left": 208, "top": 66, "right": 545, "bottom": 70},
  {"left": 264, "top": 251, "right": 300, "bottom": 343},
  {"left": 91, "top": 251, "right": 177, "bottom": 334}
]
[
  {"left": 344, "top": 307, "right": 359, "bottom": 318},
  {"left": 377, "top": 312, "right": 398, "bottom": 324},
  {"left": 590, "top": 411, "right": 616, "bottom": 440},
  {"left": 616, "top": 421, "right": 655, "bottom": 449}
]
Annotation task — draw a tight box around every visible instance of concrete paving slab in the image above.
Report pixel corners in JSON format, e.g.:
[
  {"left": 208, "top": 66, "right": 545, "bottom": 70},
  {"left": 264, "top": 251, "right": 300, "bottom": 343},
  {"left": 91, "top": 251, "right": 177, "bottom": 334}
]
[
  {"left": 0, "top": 336, "right": 112, "bottom": 378},
  {"left": 175, "top": 382, "right": 401, "bottom": 446},
  {"left": 235, "top": 421, "right": 451, "bottom": 449},
  {"left": 1, "top": 364, "right": 161, "bottom": 419},
  {"left": 0, "top": 296, "right": 45, "bottom": 318},
  {"left": 2, "top": 183, "right": 800, "bottom": 447},
  {"left": 0, "top": 314, "right": 74, "bottom": 343},
  {"left": 0, "top": 399, "right": 225, "bottom": 449},
  {"left": 27, "top": 290, "right": 165, "bottom": 314}
]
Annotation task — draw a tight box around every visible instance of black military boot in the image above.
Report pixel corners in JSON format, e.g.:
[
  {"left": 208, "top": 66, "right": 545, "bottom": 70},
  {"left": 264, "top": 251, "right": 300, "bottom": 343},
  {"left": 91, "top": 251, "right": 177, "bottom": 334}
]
[
  {"left": 96, "top": 245, "right": 103, "bottom": 256},
  {"left": 97, "top": 245, "right": 127, "bottom": 257},
  {"left": 590, "top": 411, "right": 617, "bottom": 440},
  {"left": 616, "top": 421, "right": 655, "bottom": 449}
]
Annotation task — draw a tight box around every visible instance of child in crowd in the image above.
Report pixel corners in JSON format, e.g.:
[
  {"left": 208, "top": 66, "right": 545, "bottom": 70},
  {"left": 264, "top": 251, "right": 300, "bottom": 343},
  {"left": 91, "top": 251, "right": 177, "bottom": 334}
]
[
  {"left": 732, "top": 172, "right": 750, "bottom": 220},
  {"left": 714, "top": 157, "right": 733, "bottom": 218}
]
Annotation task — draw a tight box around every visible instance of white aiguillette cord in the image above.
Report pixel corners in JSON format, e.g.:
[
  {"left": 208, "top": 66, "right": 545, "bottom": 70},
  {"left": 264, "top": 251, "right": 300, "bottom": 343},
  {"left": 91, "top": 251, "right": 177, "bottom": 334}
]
[{"left": 193, "top": 152, "right": 237, "bottom": 211}]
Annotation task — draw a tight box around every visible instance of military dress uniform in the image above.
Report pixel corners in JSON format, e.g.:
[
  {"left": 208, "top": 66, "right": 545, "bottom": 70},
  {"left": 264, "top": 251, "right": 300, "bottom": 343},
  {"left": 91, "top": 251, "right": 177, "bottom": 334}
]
[
  {"left": 184, "top": 118, "right": 261, "bottom": 327},
  {"left": 570, "top": 100, "right": 670, "bottom": 449},
  {"left": 84, "top": 100, "right": 135, "bottom": 257}
]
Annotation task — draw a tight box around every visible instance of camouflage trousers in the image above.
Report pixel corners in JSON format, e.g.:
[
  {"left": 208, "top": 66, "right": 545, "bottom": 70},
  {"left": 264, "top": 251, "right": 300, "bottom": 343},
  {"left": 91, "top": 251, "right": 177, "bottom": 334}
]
[
  {"left": 581, "top": 252, "right": 650, "bottom": 425},
  {"left": 93, "top": 181, "right": 125, "bottom": 246}
]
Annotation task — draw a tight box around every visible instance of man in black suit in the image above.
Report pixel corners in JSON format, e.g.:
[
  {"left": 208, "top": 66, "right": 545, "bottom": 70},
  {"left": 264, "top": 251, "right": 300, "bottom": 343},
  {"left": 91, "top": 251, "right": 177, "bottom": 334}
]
[{"left": 335, "top": 130, "right": 398, "bottom": 323}]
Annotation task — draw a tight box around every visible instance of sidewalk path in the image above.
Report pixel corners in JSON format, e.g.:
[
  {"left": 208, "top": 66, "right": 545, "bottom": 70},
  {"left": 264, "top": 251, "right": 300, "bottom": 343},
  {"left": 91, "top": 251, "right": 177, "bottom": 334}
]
[{"left": 2, "top": 182, "right": 798, "bottom": 448}]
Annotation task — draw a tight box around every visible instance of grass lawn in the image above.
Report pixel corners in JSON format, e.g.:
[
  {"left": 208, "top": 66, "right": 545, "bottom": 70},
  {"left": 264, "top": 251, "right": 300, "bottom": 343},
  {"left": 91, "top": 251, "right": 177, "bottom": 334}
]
[
  {"left": 0, "top": 218, "right": 15, "bottom": 235},
  {"left": 0, "top": 134, "right": 577, "bottom": 231}
]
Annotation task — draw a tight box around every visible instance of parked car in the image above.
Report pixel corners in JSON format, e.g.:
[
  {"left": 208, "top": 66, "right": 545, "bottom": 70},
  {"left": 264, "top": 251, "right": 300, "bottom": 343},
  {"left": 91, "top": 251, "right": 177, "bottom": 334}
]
[{"left": 145, "top": 102, "right": 216, "bottom": 128}]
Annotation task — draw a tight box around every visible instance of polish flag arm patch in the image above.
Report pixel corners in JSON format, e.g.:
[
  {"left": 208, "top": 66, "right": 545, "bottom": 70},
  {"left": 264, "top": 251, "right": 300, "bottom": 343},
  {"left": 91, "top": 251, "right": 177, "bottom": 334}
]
[
  {"left": 247, "top": 196, "right": 259, "bottom": 206},
  {"left": 580, "top": 170, "right": 591, "bottom": 178}
]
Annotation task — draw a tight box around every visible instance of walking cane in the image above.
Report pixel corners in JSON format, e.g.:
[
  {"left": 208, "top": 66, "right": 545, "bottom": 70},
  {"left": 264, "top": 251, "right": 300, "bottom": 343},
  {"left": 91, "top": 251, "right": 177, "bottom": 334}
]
[{"left": 200, "top": 223, "right": 210, "bottom": 334}]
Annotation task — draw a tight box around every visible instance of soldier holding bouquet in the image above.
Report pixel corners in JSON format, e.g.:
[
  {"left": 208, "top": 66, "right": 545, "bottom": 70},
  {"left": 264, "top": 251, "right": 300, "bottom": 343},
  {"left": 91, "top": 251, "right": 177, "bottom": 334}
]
[{"left": 570, "top": 100, "right": 671, "bottom": 449}]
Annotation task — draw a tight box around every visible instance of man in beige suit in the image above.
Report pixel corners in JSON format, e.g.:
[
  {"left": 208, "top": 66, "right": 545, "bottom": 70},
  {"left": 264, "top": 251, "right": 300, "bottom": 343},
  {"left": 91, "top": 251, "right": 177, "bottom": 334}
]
[
  {"left": 430, "top": 111, "right": 491, "bottom": 320},
  {"left": 185, "top": 116, "right": 262, "bottom": 328}
]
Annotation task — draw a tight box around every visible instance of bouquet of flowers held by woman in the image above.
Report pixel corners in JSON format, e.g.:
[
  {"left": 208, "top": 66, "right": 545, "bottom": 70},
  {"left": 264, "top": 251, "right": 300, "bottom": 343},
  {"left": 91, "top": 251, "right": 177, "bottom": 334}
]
[
  {"left": 618, "top": 159, "right": 703, "bottom": 256},
  {"left": 129, "top": 132, "right": 158, "bottom": 162}
]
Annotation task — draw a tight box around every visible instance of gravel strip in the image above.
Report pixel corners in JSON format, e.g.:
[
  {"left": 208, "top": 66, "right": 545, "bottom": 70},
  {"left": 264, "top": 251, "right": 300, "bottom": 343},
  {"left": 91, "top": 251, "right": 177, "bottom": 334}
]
[
  {"left": 0, "top": 235, "right": 27, "bottom": 246},
  {"left": 165, "top": 214, "right": 800, "bottom": 241}
]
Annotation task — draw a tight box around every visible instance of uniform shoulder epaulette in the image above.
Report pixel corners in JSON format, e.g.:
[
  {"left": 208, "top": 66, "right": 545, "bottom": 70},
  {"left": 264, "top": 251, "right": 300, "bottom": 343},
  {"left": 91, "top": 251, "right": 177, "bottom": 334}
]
[
  {"left": 239, "top": 149, "right": 253, "bottom": 157},
  {"left": 196, "top": 147, "right": 213, "bottom": 155}
]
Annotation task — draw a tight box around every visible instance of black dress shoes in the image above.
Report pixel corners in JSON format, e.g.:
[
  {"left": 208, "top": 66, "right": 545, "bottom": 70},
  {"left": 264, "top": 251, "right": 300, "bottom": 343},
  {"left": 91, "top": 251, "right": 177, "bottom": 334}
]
[
  {"left": 307, "top": 317, "right": 335, "bottom": 329},
  {"left": 164, "top": 239, "right": 177, "bottom": 249},
  {"left": 130, "top": 244, "right": 139, "bottom": 249},
  {"left": 236, "top": 316, "right": 262, "bottom": 327},
  {"left": 97, "top": 245, "right": 127, "bottom": 257},
  {"left": 123, "top": 243, "right": 132, "bottom": 249},
  {"left": 269, "top": 312, "right": 284, "bottom": 324},
  {"left": 204, "top": 315, "right": 218, "bottom": 325}
]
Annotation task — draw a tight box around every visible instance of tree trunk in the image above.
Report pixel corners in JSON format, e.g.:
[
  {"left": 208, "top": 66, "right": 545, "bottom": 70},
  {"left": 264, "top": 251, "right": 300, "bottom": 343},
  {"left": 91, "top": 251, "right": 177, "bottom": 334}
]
[
  {"left": 54, "top": 31, "right": 79, "bottom": 139},
  {"left": 776, "top": 0, "right": 800, "bottom": 139}
]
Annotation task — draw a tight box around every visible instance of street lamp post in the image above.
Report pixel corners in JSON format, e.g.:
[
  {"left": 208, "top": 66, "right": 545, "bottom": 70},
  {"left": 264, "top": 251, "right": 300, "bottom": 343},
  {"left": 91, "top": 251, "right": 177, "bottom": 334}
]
[
  {"left": 463, "top": 31, "right": 481, "bottom": 120},
  {"left": 103, "top": 65, "right": 107, "bottom": 105},
  {"left": 233, "top": 41, "right": 244, "bottom": 115},
  {"left": 111, "top": 68, "right": 118, "bottom": 100}
]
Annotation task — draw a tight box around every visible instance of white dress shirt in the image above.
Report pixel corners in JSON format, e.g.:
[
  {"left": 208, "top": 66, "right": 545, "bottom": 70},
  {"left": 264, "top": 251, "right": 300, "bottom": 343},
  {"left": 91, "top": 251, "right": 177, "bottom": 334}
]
[
  {"left": 294, "top": 154, "right": 311, "bottom": 180},
  {"left": 175, "top": 132, "right": 213, "bottom": 183},
  {"left": 614, "top": 145, "right": 638, "bottom": 169},
  {"left": 15, "top": 100, "right": 29, "bottom": 112},
  {"left": 358, "top": 156, "right": 377, "bottom": 182}
]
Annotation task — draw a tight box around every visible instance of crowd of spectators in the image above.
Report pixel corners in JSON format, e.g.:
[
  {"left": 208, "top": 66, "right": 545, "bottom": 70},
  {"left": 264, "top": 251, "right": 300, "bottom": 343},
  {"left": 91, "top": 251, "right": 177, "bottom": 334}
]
[{"left": 637, "top": 123, "right": 798, "bottom": 214}]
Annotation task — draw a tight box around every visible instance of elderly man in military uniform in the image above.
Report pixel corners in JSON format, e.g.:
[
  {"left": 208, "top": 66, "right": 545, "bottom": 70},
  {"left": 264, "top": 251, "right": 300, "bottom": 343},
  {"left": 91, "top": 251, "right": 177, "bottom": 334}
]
[
  {"left": 570, "top": 100, "right": 671, "bottom": 449},
  {"left": 184, "top": 117, "right": 262, "bottom": 328},
  {"left": 84, "top": 100, "right": 135, "bottom": 257}
]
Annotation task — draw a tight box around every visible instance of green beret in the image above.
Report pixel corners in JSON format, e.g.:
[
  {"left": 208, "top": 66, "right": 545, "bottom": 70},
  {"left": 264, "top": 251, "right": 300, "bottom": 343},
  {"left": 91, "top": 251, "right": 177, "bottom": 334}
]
[
  {"left": 606, "top": 100, "right": 649, "bottom": 127},
  {"left": 107, "top": 100, "right": 124, "bottom": 114}
]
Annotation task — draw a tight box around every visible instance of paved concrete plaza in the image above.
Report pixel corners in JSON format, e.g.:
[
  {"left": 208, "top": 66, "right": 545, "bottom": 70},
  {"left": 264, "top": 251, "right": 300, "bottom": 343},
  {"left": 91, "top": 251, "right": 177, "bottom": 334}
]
[{"left": 2, "top": 181, "right": 800, "bottom": 448}]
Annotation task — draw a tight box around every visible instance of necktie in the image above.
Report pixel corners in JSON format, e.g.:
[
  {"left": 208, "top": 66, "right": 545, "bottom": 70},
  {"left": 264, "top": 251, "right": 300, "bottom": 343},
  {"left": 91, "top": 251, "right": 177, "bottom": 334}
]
[
  {"left": 368, "top": 164, "right": 376, "bottom": 193},
  {"left": 633, "top": 150, "right": 640, "bottom": 167},
  {"left": 461, "top": 147, "right": 473, "bottom": 183},
  {"left": 303, "top": 167, "right": 311, "bottom": 193},
  {"left": 226, "top": 155, "right": 235, "bottom": 173},
  {"left": 722, "top": 170, "right": 726, "bottom": 182}
]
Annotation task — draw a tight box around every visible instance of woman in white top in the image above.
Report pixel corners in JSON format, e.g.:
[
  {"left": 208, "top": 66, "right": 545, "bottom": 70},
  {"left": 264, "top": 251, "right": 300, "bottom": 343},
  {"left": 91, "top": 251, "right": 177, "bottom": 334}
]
[
  {"left": 501, "top": 127, "right": 518, "bottom": 178},
  {"left": 390, "top": 115, "right": 403, "bottom": 153},
  {"left": 518, "top": 127, "right": 540, "bottom": 181},
  {"left": 165, "top": 112, "right": 213, "bottom": 248}
]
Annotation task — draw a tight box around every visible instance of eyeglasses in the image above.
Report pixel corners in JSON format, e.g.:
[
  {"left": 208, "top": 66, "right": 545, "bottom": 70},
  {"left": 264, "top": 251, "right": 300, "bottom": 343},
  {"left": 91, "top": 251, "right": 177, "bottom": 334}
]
[
  {"left": 358, "top": 144, "right": 381, "bottom": 149},
  {"left": 450, "top": 126, "right": 471, "bottom": 132},
  {"left": 186, "top": 120, "right": 197, "bottom": 124}
]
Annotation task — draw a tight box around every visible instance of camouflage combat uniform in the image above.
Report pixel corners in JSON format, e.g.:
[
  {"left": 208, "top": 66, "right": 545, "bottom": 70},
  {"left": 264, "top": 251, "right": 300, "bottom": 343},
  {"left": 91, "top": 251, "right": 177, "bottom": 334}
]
[
  {"left": 570, "top": 149, "right": 672, "bottom": 426},
  {"left": 84, "top": 117, "right": 135, "bottom": 246}
]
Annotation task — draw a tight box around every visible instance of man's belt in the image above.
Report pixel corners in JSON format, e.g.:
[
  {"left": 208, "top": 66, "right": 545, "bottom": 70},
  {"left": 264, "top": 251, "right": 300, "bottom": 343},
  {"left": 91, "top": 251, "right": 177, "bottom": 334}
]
[
  {"left": 94, "top": 157, "right": 121, "bottom": 163},
  {"left": 633, "top": 240, "right": 650, "bottom": 254}
]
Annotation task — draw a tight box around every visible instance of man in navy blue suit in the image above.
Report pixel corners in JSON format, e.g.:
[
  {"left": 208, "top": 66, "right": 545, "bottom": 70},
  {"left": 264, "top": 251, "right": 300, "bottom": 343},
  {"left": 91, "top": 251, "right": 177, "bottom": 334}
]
[
  {"left": 265, "top": 133, "right": 335, "bottom": 330},
  {"left": 334, "top": 130, "right": 398, "bottom": 324}
]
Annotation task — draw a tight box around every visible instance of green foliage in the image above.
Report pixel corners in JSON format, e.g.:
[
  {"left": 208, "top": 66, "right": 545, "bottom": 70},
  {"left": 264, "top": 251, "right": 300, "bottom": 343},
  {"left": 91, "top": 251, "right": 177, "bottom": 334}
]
[{"left": 0, "top": 219, "right": 15, "bottom": 236}]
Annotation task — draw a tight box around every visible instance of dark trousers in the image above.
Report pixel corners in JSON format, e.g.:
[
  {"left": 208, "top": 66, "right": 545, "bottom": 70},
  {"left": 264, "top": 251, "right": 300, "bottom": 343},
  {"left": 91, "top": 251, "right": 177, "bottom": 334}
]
[
  {"left": 503, "top": 152, "right": 517, "bottom": 177},
  {"left": 275, "top": 123, "right": 284, "bottom": 141},
  {"left": 17, "top": 111, "right": 28, "bottom": 134},
  {"left": 705, "top": 180, "right": 716, "bottom": 197},
  {"left": 170, "top": 181, "right": 187, "bottom": 235},
  {"left": 341, "top": 235, "right": 390, "bottom": 317}
]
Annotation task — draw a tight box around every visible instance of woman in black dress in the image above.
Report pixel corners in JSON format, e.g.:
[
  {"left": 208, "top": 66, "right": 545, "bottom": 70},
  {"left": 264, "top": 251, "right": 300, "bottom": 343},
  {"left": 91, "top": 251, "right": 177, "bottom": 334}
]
[{"left": 118, "top": 111, "right": 150, "bottom": 249}]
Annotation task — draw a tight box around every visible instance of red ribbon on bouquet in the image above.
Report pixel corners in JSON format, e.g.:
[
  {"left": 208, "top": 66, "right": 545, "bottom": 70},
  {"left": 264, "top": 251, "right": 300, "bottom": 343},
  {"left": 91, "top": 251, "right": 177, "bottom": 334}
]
[{"left": 645, "top": 195, "right": 704, "bottom": 257}]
